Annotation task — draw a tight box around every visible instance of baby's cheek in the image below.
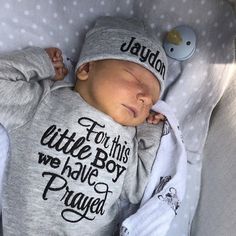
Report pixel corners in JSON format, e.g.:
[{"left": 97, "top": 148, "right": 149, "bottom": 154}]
[{"left": 143, "top": 110, "right": 151, "bottom": 121}]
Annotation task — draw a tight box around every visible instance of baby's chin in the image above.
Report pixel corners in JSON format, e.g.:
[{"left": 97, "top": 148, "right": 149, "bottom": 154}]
[{"left": 112, "top": 116, "right": 145, "bottom": 127}]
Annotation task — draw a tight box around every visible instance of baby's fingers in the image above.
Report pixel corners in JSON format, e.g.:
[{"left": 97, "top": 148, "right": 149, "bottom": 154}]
[
  {"left": 154, "top": 113, "right": 165, "bottom": 121},
  {"left": 147, "top": 113, "right": 165, "bottom": 125},
  {"left": 45, "top": 47, "right": 62, "bottom": 60},
  {"left": 52, "top": 50, "right": 63, "bottom": 63},
  {"left": 52, "top": 61, "right": 64, "bottom": 69},
  {"left": 54, "top": 66, "right": 68, "bottom": 80}
]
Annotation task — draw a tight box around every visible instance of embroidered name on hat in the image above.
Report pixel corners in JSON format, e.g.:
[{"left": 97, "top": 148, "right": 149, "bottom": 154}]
[{"left": 120, "top": 37, "right": 166, "bottom": 80}]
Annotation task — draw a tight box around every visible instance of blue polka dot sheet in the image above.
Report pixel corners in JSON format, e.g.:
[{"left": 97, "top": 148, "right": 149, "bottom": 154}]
[{"left": 0, "top": 0, "right": 235, "bottom": 235}]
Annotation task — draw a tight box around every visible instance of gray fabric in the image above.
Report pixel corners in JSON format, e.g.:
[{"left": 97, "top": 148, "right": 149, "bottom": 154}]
[
  {"left": 0, "top": 47, "right": 162, "bottom": 235},
  {"left": 191, "top": 73, "right": 236, "bottom": 236},
  {"left": 76, "top": 16, "right": 168, "bottom": 97}
]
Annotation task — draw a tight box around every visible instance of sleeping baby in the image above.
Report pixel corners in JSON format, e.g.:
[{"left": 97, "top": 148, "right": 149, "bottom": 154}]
[{"left": 0, "top": 16, "right": 168, "bottom": 235}]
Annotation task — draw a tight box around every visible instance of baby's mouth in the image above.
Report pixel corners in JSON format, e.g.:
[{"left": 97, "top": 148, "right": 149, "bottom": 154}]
[{"left": 122, "top": 104, "right": 138, "bottom": 118}]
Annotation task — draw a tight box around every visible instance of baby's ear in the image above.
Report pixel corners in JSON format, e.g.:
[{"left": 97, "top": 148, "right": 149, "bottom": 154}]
[{"left": 76, "top": 63, "right": 90, "bottom": 81}]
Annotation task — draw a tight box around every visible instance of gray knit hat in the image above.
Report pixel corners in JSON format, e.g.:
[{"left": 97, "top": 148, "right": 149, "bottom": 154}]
[{"left": 76, "top": 16, "right": 168, "bottom": 96}]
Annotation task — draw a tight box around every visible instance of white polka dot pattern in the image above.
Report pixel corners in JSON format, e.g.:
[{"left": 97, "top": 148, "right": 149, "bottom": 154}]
[{"left": 0, "top": 0, "right": 134, "bottom": 57}]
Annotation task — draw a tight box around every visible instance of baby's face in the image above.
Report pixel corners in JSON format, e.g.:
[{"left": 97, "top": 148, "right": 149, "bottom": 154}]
[{"left": 76, "top": 59, "right": 160, "bottom": 126}]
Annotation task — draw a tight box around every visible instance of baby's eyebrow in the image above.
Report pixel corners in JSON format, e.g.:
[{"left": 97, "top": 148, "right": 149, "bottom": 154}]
[
  {"left": 124, "top": 67, "right": 143, "bottom": 82},
  {"left": 124, "top": 67, "right": 135, "bottom": 75},
  {"left": 123, "top": 68, "right": 138, "bottom": 80}
]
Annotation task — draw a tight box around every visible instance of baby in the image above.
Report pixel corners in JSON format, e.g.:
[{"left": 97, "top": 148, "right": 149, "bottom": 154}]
[{"left": 0, "top": 16, "right": 167, "bottom": 235}]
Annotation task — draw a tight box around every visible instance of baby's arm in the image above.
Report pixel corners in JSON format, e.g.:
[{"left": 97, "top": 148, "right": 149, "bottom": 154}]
[
  {"left": 0, "top": 47, "right": 63, "bottom": 130},
  {"left": 0, "top": 47, "right": 55, "bottom": 82},
  {"left": 121, "top": 120, "right": 163, "bottom": 204}
]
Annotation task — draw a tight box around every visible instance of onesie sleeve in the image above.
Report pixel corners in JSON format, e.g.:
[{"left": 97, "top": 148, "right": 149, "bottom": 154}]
[
  {"left": 121, "top": 121, "right": 163, "bottom": 204},
  {"left": 0, "top": 47, "right": 55, "bottom": 82},
  {"left": 0, "top": 47, "right": 55, "bottom": 131}
]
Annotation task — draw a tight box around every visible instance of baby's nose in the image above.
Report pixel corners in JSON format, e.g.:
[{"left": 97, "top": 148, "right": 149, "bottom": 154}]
[{"left": 137, "top": 92, "right": 153, "bottom": 106}]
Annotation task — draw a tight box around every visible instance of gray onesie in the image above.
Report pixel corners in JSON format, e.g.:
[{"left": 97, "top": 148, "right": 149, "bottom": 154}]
[{"left": 0, "top": 47, "right": 162, "bottom": 236}]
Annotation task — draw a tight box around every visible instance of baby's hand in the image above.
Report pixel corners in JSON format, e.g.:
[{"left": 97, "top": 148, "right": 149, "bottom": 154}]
[
  {"left": 45, "top": 47, "right": 68, "bottom": 80},
  {"left": 146, "top": 110, "right": 165, "bottom": 125}
]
